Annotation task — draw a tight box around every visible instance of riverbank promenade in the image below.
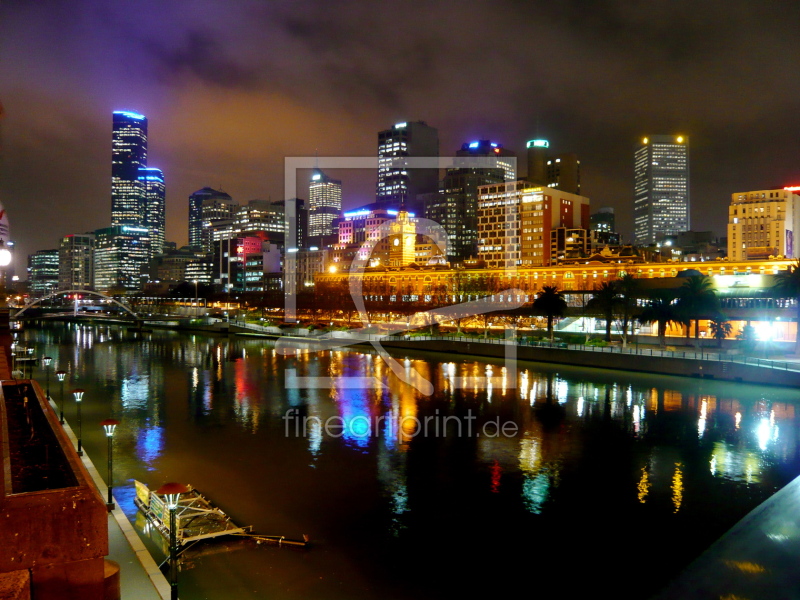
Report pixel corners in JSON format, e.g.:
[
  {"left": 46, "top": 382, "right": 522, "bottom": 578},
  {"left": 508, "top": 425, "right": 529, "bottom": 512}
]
[{"left": 55, "top": 399, "right": 169, "bottom": 600}]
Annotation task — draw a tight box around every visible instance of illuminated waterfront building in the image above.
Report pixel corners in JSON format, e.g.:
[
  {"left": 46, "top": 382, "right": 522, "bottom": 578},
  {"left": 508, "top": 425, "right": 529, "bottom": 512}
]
[
  {"left": 138, "top": 167, "right": 165, "bottom": 256},
  {"left": 477, "top": 181, "right": 590, "bottom": 268},
  {"left": 308, "top": 169, "right": 342, "bottom": 239},
  {"left": 376, "top": 121, "right": 439, "bottom": 213},
  {"left": 28, "top": 249, "right": 59, "bottom": 296},
  {"left": 728, "top": 187, "right": 800, "bottom": 261},
  {"left": 58, "top": 233, "right": 95, "bottom": 290},
  {"left": 111, "top": 111, "right": 148, "bottom": 227},
  {"left": 93, "top": 226, "right": 149, "bottom": 292},
  {"left": 634, "top": 135, "right": 690, "bottom": 245}
]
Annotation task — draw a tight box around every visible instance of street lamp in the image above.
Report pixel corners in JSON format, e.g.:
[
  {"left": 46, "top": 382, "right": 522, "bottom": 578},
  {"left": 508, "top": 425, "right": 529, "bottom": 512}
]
[
  {"left": 101, "top": 419, "right": 120, "bottom": 510},
  {"left": 42, "top": 356, "right": 52, "bottom": 399},
  {"left": 193, "top": 280, "right": 198, "bottom": 318},
  {"left": 56, "top": 370, "right": 66, "bottom": 424},
  {"left": 26, "top": 347, "right": 34, "bottom": 379},
  {"left": 72, "top": 389, "right": 85, "bottom": 456},
  {"left": 156, "top": 482, "right": 190, "bottom": 600}
]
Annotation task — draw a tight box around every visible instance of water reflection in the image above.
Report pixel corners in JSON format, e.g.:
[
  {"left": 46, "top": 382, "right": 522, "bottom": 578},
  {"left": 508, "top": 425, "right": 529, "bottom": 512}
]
[{"left": 21, "top": 323, "right": 800, "bottom": 600}]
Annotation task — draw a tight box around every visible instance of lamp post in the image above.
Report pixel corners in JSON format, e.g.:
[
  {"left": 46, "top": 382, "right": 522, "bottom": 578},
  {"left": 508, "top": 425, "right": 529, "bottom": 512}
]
[
  {"left": 26, "top": 347, "right": 34, "bottom": 379},
  {"left": 101, "top": 419, "right": 120, "bottom": 510},
  {"left": 156, "top": 482, "right": 190, "bottom": 600},
  {"left": 193, "top": 280, "right": 199, "bottom": 318},
  {"left": 42, "top": 356, "right": 52, "bottom": 399},
  {"left": 72, "top": 389, "right": 85, "bottom": 455},
  {"left": 56, "top": 370, "right": 66, "bottom": 424}
]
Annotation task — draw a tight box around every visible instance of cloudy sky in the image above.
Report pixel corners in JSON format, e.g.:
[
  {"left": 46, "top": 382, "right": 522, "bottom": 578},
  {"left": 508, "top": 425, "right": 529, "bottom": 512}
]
[{"left": 2, "top": 0, "right": 800, "bottom": 272}]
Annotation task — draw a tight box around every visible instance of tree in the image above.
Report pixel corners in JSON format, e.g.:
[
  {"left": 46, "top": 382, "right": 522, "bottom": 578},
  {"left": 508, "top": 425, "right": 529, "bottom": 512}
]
[
  {"left": 617, "top": 274, "right": 641, "bottom": 348},
  {"left": 772, "top": 259, "right": 800, "bottom": 354},
  {"left": 676, "top": 275, "right": 718, "bottom": 344},
  {"left": 708, "top": 315, "right": 732, "bottom": 348},
  {"left": 532, "top": 286, "right": 568, "bottom": 341},
  {"left": 638, "top": 290, "right": 679, "bottom": 348},
  {"left": 585, "top": 281, "right": 619, "bottom": 342}
]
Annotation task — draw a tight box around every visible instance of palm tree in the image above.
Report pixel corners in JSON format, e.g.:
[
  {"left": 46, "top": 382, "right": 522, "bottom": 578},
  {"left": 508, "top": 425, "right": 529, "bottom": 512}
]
[
  {"left": 617, "top": 274, "right": 641, "bottom": 348},
  {"left": 638, "top": 290, "right": 679, "bottom": 348},
  {"left": 772, "top": 259, "right": 800, "bottom": 354},
  {"left": 586, "top": 281, "right": 619, "bottom": 342},
  {"left": 676, "top": 275, "right": 718, "bottom": 343},
  {"left": 533, "top": 286, "right": 568, "bottom": 341},
  {"left": 708, "top": 315, "right": 732, "bottom": 348}
]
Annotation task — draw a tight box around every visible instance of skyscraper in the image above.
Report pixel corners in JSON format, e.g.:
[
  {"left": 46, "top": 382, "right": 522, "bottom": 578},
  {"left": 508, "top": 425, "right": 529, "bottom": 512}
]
[
  {"left": 634, "top": 135, "right": 689, "bottom": 245},
  {"left": 376, "top": 121, "right": 438, "bottom": 213},
  {"left": 188, "top": 187, "right": 234, "bottom": 249},
  {"left": 138, "top": 167, "right": 165, "bottom": 256},
  {"left": 424, "top": 140, "right": 513, "bottom": 263},
  {"left": 58, "top": 233, "right": 94, "bottom": 290},
  {"left": 308, "top": 169, "right": 342, "bottom": 238},
  {"left": 111, "top": 111, "right": 148, "bottom": 227}
]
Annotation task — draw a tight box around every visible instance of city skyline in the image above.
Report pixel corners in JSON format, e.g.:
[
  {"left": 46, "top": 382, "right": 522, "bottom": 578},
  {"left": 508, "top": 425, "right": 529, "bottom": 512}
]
[{"left": 3, "top": 1, "right": 800, "bottom": 270}]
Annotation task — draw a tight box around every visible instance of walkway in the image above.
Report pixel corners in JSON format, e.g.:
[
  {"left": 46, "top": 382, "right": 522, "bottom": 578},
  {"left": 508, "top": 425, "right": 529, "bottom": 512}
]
[
  {"left": 654, "top": 474, "right": 800, "bottom": 599},
  {"left": 52, "top": 398, "right": 170, "bottom": 600}
]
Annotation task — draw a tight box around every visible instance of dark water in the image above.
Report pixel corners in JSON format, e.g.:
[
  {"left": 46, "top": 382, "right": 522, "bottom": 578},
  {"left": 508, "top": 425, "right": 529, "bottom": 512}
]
[{"left": 22, "top": 322, "right": 800, "bottom": 599}]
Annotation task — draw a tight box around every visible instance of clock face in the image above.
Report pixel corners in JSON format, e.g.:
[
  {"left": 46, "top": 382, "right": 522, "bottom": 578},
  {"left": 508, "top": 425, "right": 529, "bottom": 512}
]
[{"left": 393, "top": 238, "right": 400, "bottom": 246}]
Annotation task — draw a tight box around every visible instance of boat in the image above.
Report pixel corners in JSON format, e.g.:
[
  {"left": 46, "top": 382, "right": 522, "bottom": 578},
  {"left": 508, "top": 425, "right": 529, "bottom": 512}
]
[{"left": 133, "top": 480, "right": 309, "bottom": 556}]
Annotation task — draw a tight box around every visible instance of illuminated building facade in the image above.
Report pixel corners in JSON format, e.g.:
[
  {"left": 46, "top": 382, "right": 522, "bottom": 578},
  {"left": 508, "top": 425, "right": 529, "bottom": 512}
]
[
  {"left": 58, "top": 233, "right": 94, "bottom": 290},
  {"left": 111, "top": 111, "right": 148, "bottom": 227},
  {"left": 28, "top": 249, "right": 59, "bottom": 296},
  {"left": 188, "top": 187, "right": 234, "bottom": 249},
  {"left": 477, "top": 181, "right": 590, "bottom": 268},
  {"left": 728, "top": 188, "right": 800, "bottom": 261},
  {"left": 309, "top": 169, "right": 342, "bottom": 238},
  {"left": 634, "top": 135, "right": 690, "bottom": 245},
  {"left": 138, "top": 167, "right": 165, "bottom": 256},
  {"left": 424, "top": 140, "right": 512, "bottom": 263},
  {"left": 377, "top": 121, "right": 439, "bottom": 213},
  {"left": 93, "top": 226, "right": 150, "bottom": 292}
]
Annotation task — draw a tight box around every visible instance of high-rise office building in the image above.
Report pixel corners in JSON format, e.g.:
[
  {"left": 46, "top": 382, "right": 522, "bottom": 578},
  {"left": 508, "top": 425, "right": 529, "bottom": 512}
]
[
  {"left": 526, "top": 139, "right": 549, "bottom": 185},
  {"left": 727, "top": 188, "right": 800, "bottom": 261},
  {"left": 93, "top": 226, "right": 149, "bottom": 292},
  {"left": 188, "top": 187, "right": 234, "bottom": 249},
  {"left": 376, "top": 121, "right": 439, "bottom": 213},
  {"left": 112, "top": 111, "right": 148, "bottom": 227},
  {"left": 58, "top": 233, "right": 95, "bottom": 290},
  {"left": 309, "top": 169, "right": 342, "bottom": 238},
  {"left": 28, "top": 249, "right": 59, "bottom": 296},
  {"left": 546, "top": 153, "right": 580, "bottom": 195},
  {"left": 477, "top": 181, "right": 590, "bottom": 268},
  {"left": 634, "top": 135, "right": 690, "bottom": 245},
  {"left": 138, "top": 167, "right": 165, "bottom": 256},
  {"left": 424, "top": 140, "right": 513, "bottom": 263}
]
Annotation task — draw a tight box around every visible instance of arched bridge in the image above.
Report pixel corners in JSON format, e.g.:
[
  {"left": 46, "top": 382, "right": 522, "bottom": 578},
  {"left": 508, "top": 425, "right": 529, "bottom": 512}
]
[{"left": 13, "top": 290, "right": 140, "bottom": 320}]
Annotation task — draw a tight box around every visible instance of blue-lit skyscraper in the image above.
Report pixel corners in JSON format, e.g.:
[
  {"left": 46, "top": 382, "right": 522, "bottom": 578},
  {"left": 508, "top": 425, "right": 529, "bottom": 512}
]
[
  {"left": 138, "top": 167, "right": 165, "bottom": 256},
  {"left": 112, "top": 111, "right": 148, "bottom": 227}
]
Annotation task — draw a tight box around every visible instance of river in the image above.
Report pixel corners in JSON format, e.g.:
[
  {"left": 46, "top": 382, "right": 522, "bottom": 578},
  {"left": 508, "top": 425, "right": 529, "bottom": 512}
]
[{"left": 21, "top": 322, "right": 800, "bottom": 599}]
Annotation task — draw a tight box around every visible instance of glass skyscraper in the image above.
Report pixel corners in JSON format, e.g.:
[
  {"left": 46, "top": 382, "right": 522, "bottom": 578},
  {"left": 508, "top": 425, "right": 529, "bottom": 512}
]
[
  {"left": 634, "top": 135, "right": 689, "bottom": 245},
  {"left": 376, "top": 121, "right": 438, "bottom": 213},
  {"left": 308, "top": 168, "right": 342, "bottom": 238},
  {"left": 188, "top": 187, "right": 234, "bottom": 250},
  {"left": 138, "top": 167, "right": 165, "bottom": 256},
  {"left": 111, "top": 111, "right": 148, "bottom": 227}
]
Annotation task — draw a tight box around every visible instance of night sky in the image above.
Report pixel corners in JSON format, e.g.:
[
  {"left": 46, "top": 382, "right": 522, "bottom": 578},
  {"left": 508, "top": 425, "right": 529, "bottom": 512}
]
[{"left": 2, "top": 0, "right": 800, "bottom": 273}]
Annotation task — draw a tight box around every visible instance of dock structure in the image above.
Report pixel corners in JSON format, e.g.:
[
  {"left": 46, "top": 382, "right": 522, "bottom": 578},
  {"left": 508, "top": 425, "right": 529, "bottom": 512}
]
[{"left": 134, "top": 481, "right": 251, "bottom": 551}]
